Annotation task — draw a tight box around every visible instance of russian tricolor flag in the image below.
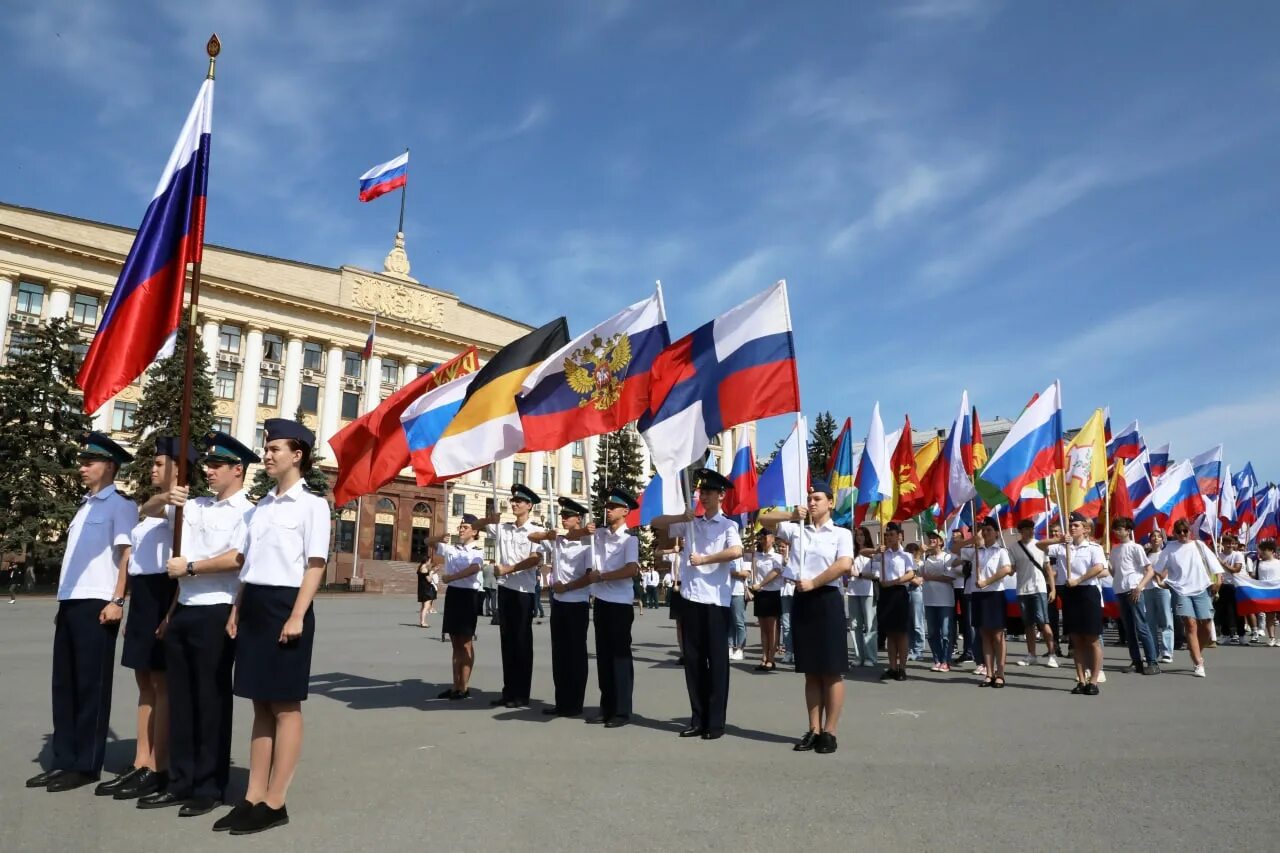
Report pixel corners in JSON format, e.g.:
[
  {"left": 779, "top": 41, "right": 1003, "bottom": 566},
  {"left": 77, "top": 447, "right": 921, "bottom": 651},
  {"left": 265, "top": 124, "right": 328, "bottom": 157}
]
[
  {"left": 758, "top": 417, "right": 809, "bottom": 509},
  {"left": 358, "top": 151, "right": 408, "bottom": 202},
  {"left": 77, "top": 79, "right": 213, "bottom": 414},
  {"left": 400, "top": 370, "right": 477, "bottom": 485},
  {"left": 1189, "top": 444, "right": 1223, "bottom": 499},
  {"left": 1106, "top": 420, "right": 1143, "bottom": 462},
  {"left": 1148, "top": 444, "right": 1171, "bottom": 480},
  {"left": 976, "top": 381, "right": 1064, "bottom": 503},
  {"left": 1150, "top": 459, "right": 1205, "bottom": 528},
  {"left": 723, "top": 438, "right": 760, "bottom": 516},
  {"left": 1234, "top": 576, "right": 1280, "bottom": 615}
]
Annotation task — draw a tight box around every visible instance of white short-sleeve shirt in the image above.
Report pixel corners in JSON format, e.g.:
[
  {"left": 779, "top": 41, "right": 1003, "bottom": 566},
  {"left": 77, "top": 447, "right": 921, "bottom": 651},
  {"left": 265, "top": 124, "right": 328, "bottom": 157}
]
[
  {"left": 1220, "top": 550, "right": 1245, "bottom": 585},
  {"left": 847, "top": 554, "right": 878, "bottom": 596},
  {"left": 963, "top": 544, "right": 1013, "bottom": 593},
  {"left": 439, "top": 541, "right": 484, "bottom": 590},
  {"left": 58, "top": 485, "right": 138, "bottom": 601},
  {"left": 878, "top": 547, "right": 915, "bottom": 585},
  {"left": 1047, "top": 543, "right": 1068, "bottom": 586},
  {"left": 1153, "top": 540, "right": 1220, "bottom": 597},
  {"left": 549, "top": 536, "right": 590, "bottom": 603},
  {"left": 1109, "top": 541, "right": 1152, "bottom": 593},
  {"left": 1064, "top": 541, "right": 1108, "bottom": 588},
  {"left": 589, "top": 525, "right": 640, "bottom": 605},
  {"left": 179, "top": 490, "right": 252, "bottom": 605},
  {"left": 1256, "top": 558, "right": 1280, "bottom": 582},
  {"left": 753, "top": 551, "right": 785, "bottom": 592},
  {"left": 239, "top": 480, "right": 331, "bottom": 588},
  {"left": 128, "top": 513, "right": 171, "bottom": 577},
  {"left": 494, "top": 519, "right": 545, "bottom": 594},
  {"left": 1008, "top": 538, "right": 1048, "bottom": 595},
  {"left": 669, "top": 514, "right": 743, "bottom": 607},
  {"left": 919, "top": 554, "right": 960, "bottom": 607},
  {"left": 775, "top": 520, "right": 854, "bottom": 589}
]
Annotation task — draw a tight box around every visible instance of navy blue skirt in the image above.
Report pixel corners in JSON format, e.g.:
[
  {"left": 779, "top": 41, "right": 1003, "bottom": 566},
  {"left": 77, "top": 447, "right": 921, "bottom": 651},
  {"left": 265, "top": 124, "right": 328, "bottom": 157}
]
[
  {"left": 443, "top": 587, "right": 481, "bottom": 637},
  {"left": 122, "top": 573, "right": 178, "bottom": 671},
  {"left": 878, "top": 585, "right": 910, "bottom": 634},
  {"left": 233, "top": 583, "right": 314, "bottom": 702},
  {"left": 973, "top": 590, "right": 1007, "bottom": 631},
  {"left": 791, "top": 585, "right": 848, "bottom": 675},
  {"left": 753, "top": 589, "right": 782, "bottom": 619}
]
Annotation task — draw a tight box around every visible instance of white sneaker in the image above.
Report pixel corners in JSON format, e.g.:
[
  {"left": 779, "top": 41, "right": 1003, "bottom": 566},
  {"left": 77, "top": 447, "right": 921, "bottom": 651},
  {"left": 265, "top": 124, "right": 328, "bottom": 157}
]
[
  {"left": 1159, "top": 653, "right": 1173, "bottom": 663},
  {"left": 1097, "top": 670, "right": 1107, "bottom": 683},
  {"left": 729, "top": 648, "right": 744, "bottom": 662},
  {"left": 1045, "top": 655, "right": 1060, "bottom": 668},
  {"left": 1017, "top": 655, "right": 1035, "bottom": 667},
  {"left": 1269, "top": 639, "right": 1277, "bottom": 647},
  {"left": 974, "top": 664, "right": 987, "bottom": 677},
  {"left": 1193, "top": 663, "right": 1206, "bottom": 678}
]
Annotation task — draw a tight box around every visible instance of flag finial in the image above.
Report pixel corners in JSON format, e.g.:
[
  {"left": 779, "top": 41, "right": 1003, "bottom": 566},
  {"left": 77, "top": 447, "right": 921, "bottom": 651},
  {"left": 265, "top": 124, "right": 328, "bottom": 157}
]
[{"left": 206, "top": 34, "right": 221, "bottom": 80}]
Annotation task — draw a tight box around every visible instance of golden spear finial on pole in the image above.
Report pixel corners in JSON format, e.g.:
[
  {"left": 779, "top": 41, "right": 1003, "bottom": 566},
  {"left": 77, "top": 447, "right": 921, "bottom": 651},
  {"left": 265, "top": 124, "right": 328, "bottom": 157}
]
[{"left": 207, "top": 33, "right": 221, "bottom": 80}]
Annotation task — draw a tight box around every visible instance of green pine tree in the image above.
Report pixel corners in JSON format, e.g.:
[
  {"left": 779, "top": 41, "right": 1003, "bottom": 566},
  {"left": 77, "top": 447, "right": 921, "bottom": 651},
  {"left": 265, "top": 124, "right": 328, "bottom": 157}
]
[
  {"left": 249, "top": 405, "right": 331, "bottom": 502},
  {"left": 0, "top": 319, "right": 94, "bottom": 575},
  {"left": 590, "top": 425, "right": 651, "bottom": 564},
  {"left": 121, "top": 321, "right": 216, "bottom": 500},
  {"left": 807, "top": 411, "right": 838, "bottom": 479}
]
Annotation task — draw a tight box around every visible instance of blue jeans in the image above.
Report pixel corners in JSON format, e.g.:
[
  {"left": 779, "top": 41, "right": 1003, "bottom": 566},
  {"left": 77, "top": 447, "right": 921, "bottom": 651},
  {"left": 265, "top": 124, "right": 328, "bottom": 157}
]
[
  {"left": 847, "top": 595, "right": 878, "bottom": 666},
  {"left": 1142, "top": 586, "right": 1173, "bottom": 656},
  {"left": 925, "top": 605, "right": 953, "bottom": 665},
  {"left": 1118, "top": 592, "right": 1158, "bottom": 666},
  {"left": 780, "top": 596, "right": 793, "bottom": 653},
  {"left": 908, "top": 586, "right": 926, "bottom": 657},
  {"left": 730, "top": 595, "right": 747, "bottom": 648}
]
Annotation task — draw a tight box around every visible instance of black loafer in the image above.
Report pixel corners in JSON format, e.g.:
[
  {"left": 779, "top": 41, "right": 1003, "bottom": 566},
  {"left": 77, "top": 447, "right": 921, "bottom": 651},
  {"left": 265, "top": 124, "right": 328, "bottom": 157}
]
[
  {"left": 179, "top": 797, "right": 219, "bottom": 817},
  {"left": 1070, "top": 682, "right": 1086, "bottom": 694},
  {"left": 701, "top": 729, "right": 724, "bottom": 740},
  {"left": 47, "top": 771, "right": 99, "bottom": 792},
  {"left": 894, "top": 669, "right": 907, "bottom": 682},
  {"left": 793, "top": 730, "right": 817, "bottom": 752},
  {"left": 212, "top": 800, "right": 254, "bottom": 832},
  {"left": 94, "top": 766, "right": 138, "bottom": 795},
  {"left": 604, "top": 715, "right": 630, "bottom": 729},
  {"left": 678, "top": 726, "right": 704, "bottom": 738},
  {"left": 229, "top": 802, "right": 290, "bottom": 835},
  {"left": 114, "top": 768, "right": 166, "bottom": 800},
  {"left": 26, "top": 768, "right": 65, "bottom": 788},
  {"left": 489, "top": 697, "right": 509, "bottom": 707},
  {"left": 138, "top": 790, "right": 186, "bottom": 809},
  {"left": 451, "top": 689, "right": 470, "bottom": 700},
  {"left": 879, "top": 669, "right": 895, "bottom": 680},
  {"left": 1084, "top": 683, "right": 1100, "bottom": 695},
  {"left": 814, "top": 732, "right": 838, "bottom": 754}
]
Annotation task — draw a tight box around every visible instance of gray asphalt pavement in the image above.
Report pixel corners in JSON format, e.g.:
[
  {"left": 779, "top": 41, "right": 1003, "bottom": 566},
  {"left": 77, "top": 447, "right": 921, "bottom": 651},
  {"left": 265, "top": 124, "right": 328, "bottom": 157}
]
[{"left": 3, "top": 594, "right": 1277, "bottom": 852}]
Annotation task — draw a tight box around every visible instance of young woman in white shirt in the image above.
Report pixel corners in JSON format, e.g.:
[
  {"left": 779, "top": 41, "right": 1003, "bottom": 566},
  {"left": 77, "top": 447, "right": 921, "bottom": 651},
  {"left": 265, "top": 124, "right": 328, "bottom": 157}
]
[
  {"left": 748, "top": 530, "right": 784, "bottom": 671},
  {"left": 1255, "top": 539, "right": 1280, "bottom": 646},
  {"left": 871, "top": 523, "right": 915, "bottom": 681},
  {"left": 918, "top": 531, "right": 962, "bottom": 672},
  {"left": 1060, "top": 514, "right": 1108, "bottom": 695},
  {"left": 847, "top": 527, "right": 879, "bottom": 668}
]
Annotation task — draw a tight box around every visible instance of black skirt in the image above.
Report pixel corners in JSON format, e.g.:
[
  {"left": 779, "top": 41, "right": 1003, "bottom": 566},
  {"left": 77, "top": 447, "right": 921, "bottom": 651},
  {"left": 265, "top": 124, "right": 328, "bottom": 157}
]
[
  {"left": 790, "top": 585, "right": 848, "bottom": 675},
  {"left": 1063, "top": 585, "right": 1103, "bottom": 636},
  {"left": 668, "top": 589, "right": 683, "bottom": 621},
  {"left": 877, "top": 585, "right": 910, "bottom": 634},
  {"left": 233, "top": 583, "right": 315, "bottom": 703},
  {"left": 974, "top": 590, "right": 1007, "bottom": 631},
  {"left": 122, "top": 573, "right": 178, "bottom": 671},
  {"left": 753, "top": 589, "right": 782, "bottom": 619},
  {"left": 443, "top": 587, "right": 481, "bottom": 637},
  {"left": 417, "top": 573, "right": 437, "bottom": 603}
]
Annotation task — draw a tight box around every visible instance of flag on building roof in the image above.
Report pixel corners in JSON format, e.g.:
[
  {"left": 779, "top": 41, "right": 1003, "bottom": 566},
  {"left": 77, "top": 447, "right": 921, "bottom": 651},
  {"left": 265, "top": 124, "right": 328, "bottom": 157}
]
[
  {"left": 429, "top": 318, "right": 570, "bottom": 477},
  {"left": 361, "top": 313, "right": 377, "bottom": 360},
  {"left": 1107, "top": 420, "right": 1143, "bottom": 462},
  {"left": 757, "top": 417, "right": 808, "bottom": 509},
  {"left": 518, "top": 291, "right": 669, "bottom": 451},
  {"left": 358, "top": 151, "right": 408, "bottom": 202},
  {"left": 77, "top": 79, "right": 213, "bottom": 413},
  {"left": 1065, "top": 408, "right": 1108, "bottom": 512},
  {"left": 1189, "top": 444, "right": 1224, "bottom": 499},
  {"left": 639, "top": 281, "right": 800, "bottom": 481},
  {"left": 976, "top": 381, "right": 1064, "bottom": 506}
]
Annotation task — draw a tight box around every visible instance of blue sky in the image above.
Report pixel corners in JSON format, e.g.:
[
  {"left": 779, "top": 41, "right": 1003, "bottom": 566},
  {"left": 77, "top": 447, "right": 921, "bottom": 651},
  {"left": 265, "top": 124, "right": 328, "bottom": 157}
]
[{"left": 3, "top": 1, "right": 1279, "bottom": 477}]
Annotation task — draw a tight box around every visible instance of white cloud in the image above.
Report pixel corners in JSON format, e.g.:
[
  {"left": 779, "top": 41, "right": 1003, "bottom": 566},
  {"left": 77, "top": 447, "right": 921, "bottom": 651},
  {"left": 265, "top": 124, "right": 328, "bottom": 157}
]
[
  {"left": 894, "top": 0, "right": 997, "bottom": 22},
  {"left": 478, "top": 100, "right": 552, "bottom": 143},
  {"left": 1145, "top": 397, "right": 1280, "bottom": 473}
]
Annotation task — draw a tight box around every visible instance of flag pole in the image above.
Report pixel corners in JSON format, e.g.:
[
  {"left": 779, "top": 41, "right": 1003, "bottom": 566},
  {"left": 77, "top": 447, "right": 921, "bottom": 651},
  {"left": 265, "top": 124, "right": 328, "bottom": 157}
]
[
  {"left": 778, "top": 279, "right": 806, "bottom": 566},
  {"left": 352, "top": 498, "right": 364, "bottom": 581},
  {"left": 397, "top": 146, "right": 409, "bottom": 235},
  {"left": 172, "top": 33, "right": 220, "bottom": 555}
]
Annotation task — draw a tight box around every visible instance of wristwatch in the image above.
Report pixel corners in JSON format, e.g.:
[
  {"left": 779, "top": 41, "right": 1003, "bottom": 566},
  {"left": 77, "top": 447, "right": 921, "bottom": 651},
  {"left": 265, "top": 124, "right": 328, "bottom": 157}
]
[
  {"left": 186, "top": 561, "right": 197, "bottom": 577},
  {"left": 111, "top": 597, "right": 126, "bottom": 607}
]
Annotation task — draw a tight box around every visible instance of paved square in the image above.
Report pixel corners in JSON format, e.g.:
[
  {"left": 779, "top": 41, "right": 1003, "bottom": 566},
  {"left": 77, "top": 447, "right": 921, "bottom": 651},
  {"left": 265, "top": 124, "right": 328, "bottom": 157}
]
[{"left": 3, "top": 595, "right": 1277, "bottom": 852}]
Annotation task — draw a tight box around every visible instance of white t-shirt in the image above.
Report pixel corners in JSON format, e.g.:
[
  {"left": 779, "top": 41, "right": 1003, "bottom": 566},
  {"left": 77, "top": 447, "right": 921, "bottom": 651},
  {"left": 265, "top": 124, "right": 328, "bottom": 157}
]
[
  {"left": 589, "top": 525, "right": 640, "bottom": 605},
  {"left": 919, "top": 554, "right": 960, "bottom": 608},
  {"left": 1220, "top": 550, "right": 1245, "bottom": 585},
  {"left": 58, "top": 485, "right": 138, "bottom": 601},
  {"left": 239, "top": 481, "right": 330, "bottom": 588},
  {"left": 1153, "top": 540, "right": 1221, "bottom": 597},
  {"left": 1064, "top": 541, "right": 1108, "bottom": 588},
  {"left": 439, "top": 542, "right": 484, "bottom": 591},
  {"left": 493, "top": 519, "right": 546, "bottom": 594},
  {"left": 753, "top": 551, "right": 785, "bottom": 592},
  {"left": 962, "top": 544, "right": 1013, "bottom": 593},
  {"left": 846, "top": 554, "right": 878, "bottom": 597},
  {"left": 1109, "top": 541, "right": 1151, "bottom": 594},
  {"left": 179, "top": 490, "right": 252, "bottom": 606},
  {"left": 1008, "top": 538, "right": 1048, "bottom": 595},
  {"left": 730, "top": 557, "right": 748, "bottom": 597},
  {"left": 878, "top": 547, "right": 916, "bottom": 585},
  {"left": 669, "top": 514, "right": 743, "bottom": 607},
  {"left": 1256, "top": 558, "right": 1280, "bottom": 582}
]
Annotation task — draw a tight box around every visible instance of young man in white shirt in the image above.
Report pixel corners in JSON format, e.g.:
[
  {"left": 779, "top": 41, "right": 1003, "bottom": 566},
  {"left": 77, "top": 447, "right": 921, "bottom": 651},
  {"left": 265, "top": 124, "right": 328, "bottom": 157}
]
[
  {"left": 1009, "top": 519, "right": 1059, "bottom": 668},
  {"left": 1109, "top": 517, "right": 1159, "bottom": 675},
  {"left": 1153, "top": 519, "right": 1224, "bottom": 677},
  {"left": 1215, "top": 534, "right": 1248, "bottom": 644},
  {"left": 530, "top": 498, "right": 592, "bottom": 718}
]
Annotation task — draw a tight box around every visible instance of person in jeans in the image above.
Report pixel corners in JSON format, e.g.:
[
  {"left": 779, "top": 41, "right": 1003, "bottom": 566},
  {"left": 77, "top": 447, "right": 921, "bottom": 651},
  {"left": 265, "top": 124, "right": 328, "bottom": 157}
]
[
  {"left": 1216, "top": 534, "right": 1247, "bottom": 644},
  {"left": 778, "top": 540, "right": 794, "bottom": 664},
  {"left": 1010, "top": 519, "right": 1058, "bottom": 668},
  {"left": 918, "top": 531, "right": 960, "bottom": 671},
  {"left": 949, "top": 528, "right": 977, "bottom": 666},
  {"left": 1109, "top": 517, "right": 1159, "bottom": 674},
  {"left": 1153, "top": 519, "right": 1224, "bottom": 677},
  {"left": 905, "top": 543, "right": 926, "bottom": 661},
  {"left": 846, "top": 526, "right": 878, "bottom": 667},
  {"left": 1141, "top": 530, "right": 1174, "bottom": 661}
]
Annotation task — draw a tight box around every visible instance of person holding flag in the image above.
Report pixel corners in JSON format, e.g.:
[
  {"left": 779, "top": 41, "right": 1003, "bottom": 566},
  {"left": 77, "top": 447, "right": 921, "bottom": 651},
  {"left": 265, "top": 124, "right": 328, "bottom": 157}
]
[
  {"left": 951, "top": 517, "right": 1014, "bottom": 688},
  {"left": 528, "top": 498, "right": 592, "bottom": 718},
  {"left": 1060, "top": 513, "right": 1108, "bottom": 695},
  {"left": 868, "top": 522, "right": 915, "bottom": 682}
]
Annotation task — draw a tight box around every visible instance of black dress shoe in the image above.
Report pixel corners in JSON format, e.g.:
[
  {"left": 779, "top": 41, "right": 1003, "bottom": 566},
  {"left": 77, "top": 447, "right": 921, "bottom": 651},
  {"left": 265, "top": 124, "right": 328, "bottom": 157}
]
[
  {"left": 179, "top": 797, "right": 219, "bottom": 817},
  {"left": 26, "top": 768, "right": 65, "bottom": 788},
  {"left": 793, "top": 730, "right": 817, "bottom": 752},
  {"left": 879, "top": 669, "right": 895, "bottom": 680},
  {"left": 1070, "top": 681, "right": 1086, "bottom": 694},
  {"left": 137, "top": 790, "right": 186, "bottom": 809},
  {"left": 489, "top": 697, "right": 509, "bottom": 707},
  {"left": 604, "top": 715, "right": 630, "bottom": 729},
  {"left": 94, "top": 766, "right": 138, "bottom": 795},
  {"left": 585, "top": 715, "right": 609, "bottom": 725},
  {"left": 212, "top": 800, "right": 254, "bottom": 832},
  {"left": 229, "top": 802, "right": 290, "bottom": 835},
  {"left": 436, "top": 688, "right": 458, "bottom": 699},
  {"left": 451, "top": 689, "right": 470, "bottom": 700},
  {"left": 114, "top": 768, "right": 166, "bottom": 800},
  {"left": 701, "top": 729, "right": 724, "bottom": 740},
  {"left": 678, "top": 726, "right": 704, "bottom": 738},
  {"left": 814, "top": 732, "right": 838, "bottom": 754},
  {"left": 47, "top": 771, "right": 99, "bottom": 792},
  {"left": 894, "top": 669, "right": 907, "bottom": 682}
]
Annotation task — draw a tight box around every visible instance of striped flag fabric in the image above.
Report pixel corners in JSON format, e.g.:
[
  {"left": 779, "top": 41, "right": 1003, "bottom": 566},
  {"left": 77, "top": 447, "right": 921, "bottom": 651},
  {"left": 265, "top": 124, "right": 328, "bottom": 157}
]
[{"left": 358, "top": 151, "right": 408, "bottom": 202}]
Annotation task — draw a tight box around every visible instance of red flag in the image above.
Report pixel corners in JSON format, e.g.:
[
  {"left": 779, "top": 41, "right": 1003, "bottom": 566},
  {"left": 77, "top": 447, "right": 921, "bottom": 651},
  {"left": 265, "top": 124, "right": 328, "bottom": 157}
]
[
  {"left": 331, "top": 348, "right": 479, "bottom": 504},
  {"left": 891, "top": 416, "right": 926, "bottom": 521},
  {"left": 1109, "top": 460, "right": 1133, "bottom": 544}
]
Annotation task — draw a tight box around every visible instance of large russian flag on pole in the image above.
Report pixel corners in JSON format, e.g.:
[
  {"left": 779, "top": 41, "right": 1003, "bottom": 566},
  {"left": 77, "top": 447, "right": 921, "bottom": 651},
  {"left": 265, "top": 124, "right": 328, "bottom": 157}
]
[
  {"left": 757, "top": 417, "right": 808, "bottom": 509},
  {"left": 1150, "top": 459, "right": 1205, "bottom": 528},
  {"left": 976, "top": 380, "right": 1064, "bottom": 504},
  {"left": 358, "top": 151, "right": 408, "bottom": 202},
  {"left": 77, "top": 79, "right": 213, "bottom": 414}
]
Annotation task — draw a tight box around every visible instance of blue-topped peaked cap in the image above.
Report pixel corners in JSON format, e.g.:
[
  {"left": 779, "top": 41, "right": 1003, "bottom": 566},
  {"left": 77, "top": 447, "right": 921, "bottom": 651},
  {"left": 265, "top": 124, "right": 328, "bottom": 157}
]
[
  {"left": 80, "top": 431, "right": 132, "bottom": 464},
  {"left": 695, "top": 468, "right": 733, "bottom": 492},
  {"left": 199, "top": 431, "right": 260, "bottom": 465},
  {"left": 461, "top": 513, "right": 480, "bottom": 526},
  {"left": 605, "top": 487, "right": 639, "bottom": 510},
  {"left": 510, "top": 483, "right": 541, "bottom": 505},
  {"left": 809, "top": 478, "right": 833, "bottom": 499},
  {"left": 558, "top": 497, "right": 589, "bottom": 516},
  {"left": 263, "top": 418, "right": 315, "bottom": 449},
  {"left": 154, "top": 435, "right": 197, "bottom": 464}
]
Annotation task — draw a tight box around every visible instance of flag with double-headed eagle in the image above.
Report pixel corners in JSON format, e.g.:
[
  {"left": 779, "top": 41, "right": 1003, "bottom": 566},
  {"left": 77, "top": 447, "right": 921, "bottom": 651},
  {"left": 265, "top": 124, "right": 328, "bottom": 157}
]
[{"left": 517, "top": 291, "right": 669, "bottom": 451}]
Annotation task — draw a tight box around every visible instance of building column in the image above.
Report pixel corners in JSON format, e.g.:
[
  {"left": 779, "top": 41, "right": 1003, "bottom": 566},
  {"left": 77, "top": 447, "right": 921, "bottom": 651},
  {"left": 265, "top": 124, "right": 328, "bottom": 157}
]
[
  {"left": 556, "top": 445, "right": 573, "bottom": 495},
  {"left": 321, "top": 344, "right": 344, "bottom": 457},
  {"left": 46, "top": 285, "right": 73, "bottom": 322},
  {"left": 497, "top": 456, "right": 515, "bottom": 490},
  {"left": 200, "top": 317, "right": 219, "bottom": 376},
  {"left": 363, "top": 354, "right": 382, "bottom": 414},
  {"left": 280, "top": 335, "right": 304, "bottom": 417},
  {"left": 719, "top": 430, "right": 735, "bottom": 475},
  {"left": 92, "top": 400, "right": 113, "bottom": 432},
  {"left": 528, "top": 451, "right": 546, "bottom": 496},
  {"left": 0, "top": 273, "right": 13, "bottom": 365},
  {"left": 234, "top": 325, "right": 264, "bottom": 446},
  {"left": 402, "top": 361, "right": 419, "bottom": 388},
  {"left": 584, "top": 436, "right": 598, "bottom": 494}
]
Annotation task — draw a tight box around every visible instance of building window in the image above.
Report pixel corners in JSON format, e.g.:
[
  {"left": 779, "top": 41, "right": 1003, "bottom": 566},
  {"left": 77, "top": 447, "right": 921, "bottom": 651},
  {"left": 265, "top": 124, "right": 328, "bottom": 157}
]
[
  {"left": 373, "top": 497, "right": 396, "bottom": 560},
  {"left": 299, "top": 383, "right": 319, "bottom": 414},
  {"left": 343, "top": 351, "right": 362, "bottom": 379},
  {"left": 543, "top": 466, "right": 556, "bottom": 492},
  {"left": 215, "top": 369, "right": 236, "bottom": 399},
  {"left": 7, "top": 332, "right": 36, "bottom": 357},
  {"left": 254, "top": 423, "right": 265, "bottom": 450},
  {"left": 302, "top": 342, "right": 323, "bottom": 371},
  {"left": 15, "top": 282, "right": 44, "bottom": 316},
  {"left": 262, "top": 332, "right": 284, "bottom": 363},
  {"left": 212, "top": 416, "right": 232, "bottom": 434},
  {"left": 341, "top": 391, "right": 360, "bottom": 420},
  {"left": 380, "top": 359, "right": 399, "bottom": 386},
  {"left": 111, "top": 401, "right": 138, "bottom": 431},
  {"left": 571, "top": 470, "right": 584, "bottom": 494},
  {"left": 258, "top": 377, "right": 280, "bottom": 406},
  {"left": 451, "top": 494, "right": 466, "bottom": 516},
  {"left": 481, "top": 464, "right": 494, "bottom": 483},
  {"left": 218, "top": 324, "right": 241, "bottom": 354},
  {"left": 71, "top": 294, "right": 99, "bottom": 327},
  {"left": 572, "top": 440, "right": 585, "bottom": 458},
  {"left": 512, "top": 462, "right": 526, "bottom": 485},
  {"left": 485, "top": 498, "right": 497, "bottom": 516},
  {"left": 418, "top": 363, "right": 437, "bottom": 377},
  {"left": 70, "top": 342, "right": 89, "bottom": 367}
]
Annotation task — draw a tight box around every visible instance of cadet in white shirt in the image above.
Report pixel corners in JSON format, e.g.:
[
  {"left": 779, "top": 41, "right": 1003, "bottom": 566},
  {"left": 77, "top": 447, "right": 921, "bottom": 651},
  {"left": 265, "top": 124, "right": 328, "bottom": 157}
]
[
  {"left": 651, "top": 469, "right": 743, "bottom": 741},
  {"left": 138, "top": 432, "right": 256, "bottom": 816},
  {"left": 761, "top": 480, "right": 853, "bottom": 756},
  {"left": 1057, "top": 513, "right": 1108, "bottom": 694},
  {"left": 868, "top": 522, "right": 915, "bottom": 682},
  {"left": 1153, "top": 519, "right": 1225, "bottom": 678},
  {"left": 27, "top": 433, "right": 137, "bottom": 793},
  {"left": 1109, "top": 516, "right": 1159, "bottom": 675},
  {"left": 643, "top": 565, "right": 660, "bottom": 610},
  {"left": 1009, "top": 518, "right": 1059, "bottom": 668},
  {"left": 748, "top": 530, "right": 784, "bottom": 671},
  {"left": 476, "top": 484, "right": 546, "bottom": 709},
  {"left": 952, "top": 517, "right": 1014, "bottom": 688},
  {"left": 224, "top": 419, "right": 330, "bottom": 835},
  {"left": 529, "top": 498, "right": 592, "bottom": 717},
  {"left": 433, "top": 514, "right": 486, "bottom": 700},
  {"left": 918, "top": 531, "right": 961, "bottom": 672}
]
